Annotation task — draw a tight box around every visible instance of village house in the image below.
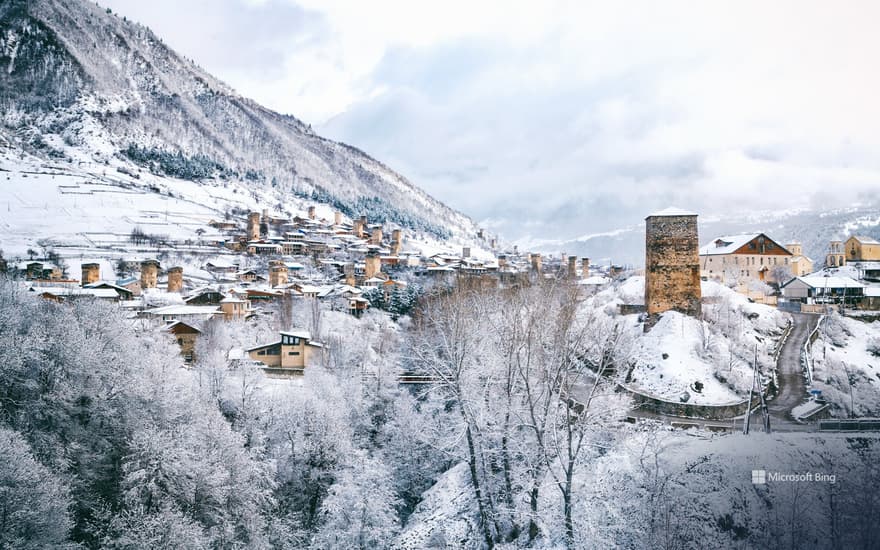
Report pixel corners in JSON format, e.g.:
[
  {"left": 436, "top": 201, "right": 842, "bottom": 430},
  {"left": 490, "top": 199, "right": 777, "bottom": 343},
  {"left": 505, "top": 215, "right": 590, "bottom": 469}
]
[
  {"left": 83, "top": 281, "right": 134, "bottom": 300},
  {"left": 30, "top": 286, "right": 120, "bottom": 302},
  {"left": 142, "top": 304, "right": 222, "bottom": 323},
  {"left": 220, "top": 296, "right": 249, "bottom": 320},
  {"left": 781, "top": 275, "right": 865, "bottom": 305},
  {"left": 247, "top": 329, "right": 325, "bottom": 374},
  {"left": 246, "top": 242, "right": 282, "bottom": 256},
  {"left": 784, "top": 242, "right": 814, "bottom": 277},
  {"left": 824, "top": 237, "right": 880, "bottom": 281},
  {"left": 699, "top": 233, "right": 793, "bottom": 284},
  {"left": 845, "top": 235, "right": 880, "bottom": 262},
  {"left": 164, "top": 320, "right": 201, "bottom": 364},
  {"left": 185, "top": 288, "right": 226, "bottom": 305}
]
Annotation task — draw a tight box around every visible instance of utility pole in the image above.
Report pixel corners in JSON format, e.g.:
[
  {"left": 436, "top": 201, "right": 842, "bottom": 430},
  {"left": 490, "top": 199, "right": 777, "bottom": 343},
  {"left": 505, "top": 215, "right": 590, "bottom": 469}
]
[{"left": 744, "top": 344, "right": 758, "bottom": 435}]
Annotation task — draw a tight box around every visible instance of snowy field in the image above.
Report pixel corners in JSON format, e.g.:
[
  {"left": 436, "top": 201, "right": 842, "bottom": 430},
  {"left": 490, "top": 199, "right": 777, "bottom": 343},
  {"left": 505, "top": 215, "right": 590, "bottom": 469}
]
[
  {"left": 587, "top": 277, "right": 788, "bottom": 405},
  {"left": 812, "top": 314, "right": 880, "bottom": 416},
  {"left": 0, "top": 145, "right": 492, "bottom": 265}
]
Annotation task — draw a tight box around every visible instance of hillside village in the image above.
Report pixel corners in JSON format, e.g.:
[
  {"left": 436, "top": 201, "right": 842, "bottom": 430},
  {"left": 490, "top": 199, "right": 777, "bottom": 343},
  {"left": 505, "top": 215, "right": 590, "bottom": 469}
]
[
  {"left": 1, "top": 203, "right": 879, "bottom": 381},
  {"left": 4, "top": 1, "right": 880, "bottom": 548}
]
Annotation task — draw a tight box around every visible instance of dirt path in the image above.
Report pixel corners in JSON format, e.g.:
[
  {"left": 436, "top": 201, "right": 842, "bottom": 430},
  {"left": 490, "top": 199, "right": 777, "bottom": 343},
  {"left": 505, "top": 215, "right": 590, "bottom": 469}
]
[{"left": 768, "top": 313, "right": 819, "bottom": 421}]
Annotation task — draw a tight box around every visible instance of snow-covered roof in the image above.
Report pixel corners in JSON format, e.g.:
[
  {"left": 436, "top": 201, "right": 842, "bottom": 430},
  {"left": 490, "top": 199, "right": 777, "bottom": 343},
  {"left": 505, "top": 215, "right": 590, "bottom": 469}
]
[
  {"left": 578, "top": 276, "right": 612, "bottom": 286},
  {"left": 280, "top": 329, "right": 311, "bottom": 339},
  {"left": 864, "top": 286, "right": 880, "bottom": 297},
  {"left": 699, "top": 234, "right": 760, "bottom": 256},
  {"left": 784, "top": 276, "right": 865, "bottom": 289},
  {"left": 32, "top": 286, "right": 118, "bottom": 299},
  {"left": 145, "top": 305, "right": 221, "bottom": 316},
  {"left": 850, "top": 235, "right": 880, "bottom": 244},
  {"left": 648, "top": 207, "right": 697, "bottom": 217},
  {"left": 163, "top": 320, "right": 202, "bottom": 333}
]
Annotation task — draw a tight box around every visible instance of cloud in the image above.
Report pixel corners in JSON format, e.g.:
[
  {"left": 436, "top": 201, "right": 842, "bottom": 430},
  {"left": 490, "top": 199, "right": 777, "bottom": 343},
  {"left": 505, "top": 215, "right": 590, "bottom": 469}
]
[{"left": 103, "top": 0, "right": 880, "bottom": 243}]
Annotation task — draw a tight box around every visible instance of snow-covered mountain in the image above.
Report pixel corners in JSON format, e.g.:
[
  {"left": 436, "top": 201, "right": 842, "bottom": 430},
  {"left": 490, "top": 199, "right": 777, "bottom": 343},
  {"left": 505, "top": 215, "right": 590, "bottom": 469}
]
[
  {"left": 0, "top": 0, "right": 481, "bottom": 246},
  {"left": 520, "top": 205, "right": 880, "bottom": 268}
]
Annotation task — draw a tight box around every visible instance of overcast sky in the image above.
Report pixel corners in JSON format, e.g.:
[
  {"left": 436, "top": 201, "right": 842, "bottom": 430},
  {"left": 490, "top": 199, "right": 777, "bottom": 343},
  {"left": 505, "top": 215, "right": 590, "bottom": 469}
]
[{"left": 103, "top": 0, "right": 880, "bottom": 245}]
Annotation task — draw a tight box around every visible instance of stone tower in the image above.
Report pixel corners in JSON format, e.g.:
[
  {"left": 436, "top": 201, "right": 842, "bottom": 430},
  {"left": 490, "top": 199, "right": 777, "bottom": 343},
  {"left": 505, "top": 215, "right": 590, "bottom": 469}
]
[
  {"left": 140, "top": 259, "right": 160, "bottom": 290},
  {"left": 826, "top": 240, "right": 845, "bottom": 267},
  {"left": 644, "top": 208, "right": 701, "bottom": 317},
  {"left": 353, "top": 216, "right": 367, "bottom": 238},
  {"left": 391, "top": 229, "right": 402, "bottom": 255},
  {"left": 344, "top": 263, "right": 356, "bottom": 286},
  {"left": 269, "top": 263, "right": 289, "bottom": 288},
  {"left": 581, "top": 258, "right": 590, "bottom": 279},
  {"left": 167, "top": 266, "right": 184, "bottom": 293},
  {"left": 81, "top": 263, "right": 100, "bottom": 286},
  {"left": 371, "top": 227, "right": 383, "bottom": 246},
  {"left": 567, "top": 256, "right": 578, "bottom": 278},
  {"left": 786, "top": 242, "right": 803, "bottom": 257},
  {"left": 365, "top": 251, "right": 382, "bottom": 279},
  {"left": 531, "top": 253, "right": 542, "bottom": 273},
  {"left": 307, "top": 206, "right": 316, "bottom": 220},
  {"left": 462, "top": 246, "right": 471, "bottom": 259},
  {"left": 334, "top": 211, "right": 342, "bottom": 226},
  {"left": 247, "top": 212, "right": 261, "bottom": 241}
]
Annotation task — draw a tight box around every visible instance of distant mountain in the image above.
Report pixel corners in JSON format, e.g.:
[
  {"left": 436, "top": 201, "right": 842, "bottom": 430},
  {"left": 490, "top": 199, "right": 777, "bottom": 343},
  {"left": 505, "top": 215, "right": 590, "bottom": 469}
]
[
  {"left": 521, "top": 206, "right": 880, "bottom": 268},
  {"left": 0, "top": 0, "right": 480, "bottom": 242}
]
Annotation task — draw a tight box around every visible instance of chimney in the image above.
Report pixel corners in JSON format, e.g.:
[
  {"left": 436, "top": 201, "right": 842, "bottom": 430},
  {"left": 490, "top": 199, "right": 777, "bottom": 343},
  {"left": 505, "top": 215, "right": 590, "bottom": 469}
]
[
  {"left": 140, "top": 259, "right": 160, "bottom": 290},
  {"left": 568, "top": 256, "right": 578, "bottom": 279},
  {"left": 371, "top": 227, "right": 383, "bottom": 246},
  {"left": 167, "top": 266, "right": 183, "bottom": 293},
  {"left": 308, "top": 206, "right": 316, "bottom": 220},
  {"left": 581, "top": 258, "right": 590, "bottom": 279},
  {"left": 81, "top": 263, "right": 100, "bottom": 286},
  {"left": 334, "top": 211, "right": 342, "bottom": 226},
  {"left": 247, "top": 212, "right": 261, "bottom": 241},
  {"left": 462, "top": 246, "right": 471, "bottom": 258}
]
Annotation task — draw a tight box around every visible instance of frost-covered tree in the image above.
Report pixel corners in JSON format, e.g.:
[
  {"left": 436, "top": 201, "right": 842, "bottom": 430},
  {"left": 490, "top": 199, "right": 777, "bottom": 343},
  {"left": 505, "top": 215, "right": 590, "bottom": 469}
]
[{"left": 0, "top": 427, "right": 72, "bottom": 549}]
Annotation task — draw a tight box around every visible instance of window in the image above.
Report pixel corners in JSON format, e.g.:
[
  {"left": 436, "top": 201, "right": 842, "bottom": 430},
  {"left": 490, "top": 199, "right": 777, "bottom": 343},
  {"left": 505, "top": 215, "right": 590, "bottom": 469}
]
[
  {"left": 258, "top": 350, "right": 266, "bottom": 356},
  {"left": 177, "top": 338, "right": 183, "bottom": 345},
  {"left": 288, "top": 351, "right": 300, "bottom": 356}
]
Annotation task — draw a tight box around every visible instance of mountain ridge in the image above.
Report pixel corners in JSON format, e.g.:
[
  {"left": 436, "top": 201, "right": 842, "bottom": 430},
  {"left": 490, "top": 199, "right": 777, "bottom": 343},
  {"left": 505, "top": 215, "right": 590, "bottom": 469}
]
[{"left": 0, "top": 0, "right": 481, "bottom": 242}]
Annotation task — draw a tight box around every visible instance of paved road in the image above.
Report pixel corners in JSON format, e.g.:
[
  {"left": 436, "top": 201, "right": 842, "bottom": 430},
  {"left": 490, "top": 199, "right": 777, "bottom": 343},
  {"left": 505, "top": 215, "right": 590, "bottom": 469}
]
[{"left": 767, "top": 313, "right": 819, "bottom": 421}]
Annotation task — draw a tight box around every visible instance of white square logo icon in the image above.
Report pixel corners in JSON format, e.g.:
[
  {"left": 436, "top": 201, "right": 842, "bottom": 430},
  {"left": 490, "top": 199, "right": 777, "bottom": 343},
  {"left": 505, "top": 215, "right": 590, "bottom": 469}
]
[{"left": 752, "top": 470, "right": 767, "bottom": 484}]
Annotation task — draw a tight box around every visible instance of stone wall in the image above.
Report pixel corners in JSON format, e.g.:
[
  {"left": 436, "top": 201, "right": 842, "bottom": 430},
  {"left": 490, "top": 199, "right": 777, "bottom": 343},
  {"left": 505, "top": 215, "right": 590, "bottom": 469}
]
[{"left": 645, "top": 214, "right": 702, "bottom": 317}]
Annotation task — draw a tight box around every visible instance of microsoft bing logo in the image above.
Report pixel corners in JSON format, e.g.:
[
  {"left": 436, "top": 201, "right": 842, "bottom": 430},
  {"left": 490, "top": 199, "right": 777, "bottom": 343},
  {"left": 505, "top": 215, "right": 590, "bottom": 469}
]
[{"left": 752, "top": 470, "right": 767, "bottom": 484}]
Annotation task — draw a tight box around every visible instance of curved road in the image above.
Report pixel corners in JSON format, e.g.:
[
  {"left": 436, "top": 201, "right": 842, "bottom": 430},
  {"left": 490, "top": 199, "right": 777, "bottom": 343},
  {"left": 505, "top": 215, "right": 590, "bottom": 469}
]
[{"left": 768, "top": 313, "right": 819, "bottom": 421}]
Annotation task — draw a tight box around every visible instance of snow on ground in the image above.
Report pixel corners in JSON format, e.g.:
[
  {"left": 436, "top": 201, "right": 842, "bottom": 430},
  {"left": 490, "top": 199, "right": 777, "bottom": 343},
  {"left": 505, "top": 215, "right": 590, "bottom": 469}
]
[
  {"left": 0, "top": 145, "right": 493, "bottom": 265},
  {"left": 587, "top": 277, "right": 788, "bottom": 405},
  {"left": 394, "top": 462, "right": 480, "bottom": 550},
  {"left": 812, "top": 314, "right": 880, "bottom": 416},
  {"left": 398, "top": 426, "right": 880, "bottom": 549}
]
